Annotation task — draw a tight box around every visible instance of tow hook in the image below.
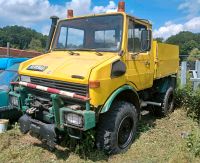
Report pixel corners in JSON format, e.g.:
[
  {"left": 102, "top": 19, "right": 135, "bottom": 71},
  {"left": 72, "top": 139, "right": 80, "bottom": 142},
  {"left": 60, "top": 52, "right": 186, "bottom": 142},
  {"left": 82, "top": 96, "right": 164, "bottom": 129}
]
[{"left": 26, "top": 107, "right": 38, "bottom": 114}]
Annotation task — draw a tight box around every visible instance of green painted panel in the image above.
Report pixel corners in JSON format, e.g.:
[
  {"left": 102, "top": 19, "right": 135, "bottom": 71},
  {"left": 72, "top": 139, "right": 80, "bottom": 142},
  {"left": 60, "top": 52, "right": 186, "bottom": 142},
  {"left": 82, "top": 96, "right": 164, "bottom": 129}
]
[
  {"left": 0, "top": 91, "right": 8, "bottom": 108},
  {"left": 100, "top": 85, "right": 137, "bottom": 113},
  {"left": 60, "top": 107, "right": 95, "bottom": 131}
]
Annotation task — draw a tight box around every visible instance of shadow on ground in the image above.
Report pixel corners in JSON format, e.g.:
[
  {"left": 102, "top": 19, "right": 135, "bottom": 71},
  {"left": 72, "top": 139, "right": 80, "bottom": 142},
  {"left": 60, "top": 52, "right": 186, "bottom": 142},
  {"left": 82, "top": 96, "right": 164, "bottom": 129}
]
[
  {"left": 137, "top": 110, "right": 158, "bottom": 137},
  {"left": 33, "top": 140, "right": 109, "bottom": 162}
]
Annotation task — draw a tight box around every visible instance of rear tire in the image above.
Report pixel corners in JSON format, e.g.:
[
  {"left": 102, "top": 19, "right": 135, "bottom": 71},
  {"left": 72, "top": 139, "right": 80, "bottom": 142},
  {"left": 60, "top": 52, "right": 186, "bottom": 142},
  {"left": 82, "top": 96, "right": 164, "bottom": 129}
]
[
  {"left": 96, "top": 101, "right": 138, "bottom": 154},
  {"left": 152, "top": 87, "right": 175, "bottom": 117}
]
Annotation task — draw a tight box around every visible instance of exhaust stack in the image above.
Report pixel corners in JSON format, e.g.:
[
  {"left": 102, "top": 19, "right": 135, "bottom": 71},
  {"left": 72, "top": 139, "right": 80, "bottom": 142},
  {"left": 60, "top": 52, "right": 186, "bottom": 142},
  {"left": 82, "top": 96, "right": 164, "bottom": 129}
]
[
  {"left": 45, "top": 16, "right": 59, "bottom": 52},
  {"left": 118, "top": 1, "right": 125, "bottom": 12},
  {"left": 67, "top": 9, "right": 74, "bottom": 18}
]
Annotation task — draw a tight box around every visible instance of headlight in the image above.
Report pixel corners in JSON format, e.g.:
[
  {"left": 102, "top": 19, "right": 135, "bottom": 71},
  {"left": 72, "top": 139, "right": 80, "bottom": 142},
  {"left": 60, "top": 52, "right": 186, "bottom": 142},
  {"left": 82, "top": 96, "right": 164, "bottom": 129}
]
[
  {"left": 10, "top": 96, "right": 18, "bottom": 107},
  {"left": 21, "top": 75, "right": 31, "bottom": 83},
  {"left": 64, "top": 113, "right": 83, "bottom": 127}
]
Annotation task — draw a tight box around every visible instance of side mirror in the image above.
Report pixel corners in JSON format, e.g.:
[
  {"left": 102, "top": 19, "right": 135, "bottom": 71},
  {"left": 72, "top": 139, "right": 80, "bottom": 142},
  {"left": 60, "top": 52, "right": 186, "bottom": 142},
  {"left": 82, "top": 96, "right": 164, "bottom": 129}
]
[{"left": 141, "top": 30, "right": 152, "bottom": 51}]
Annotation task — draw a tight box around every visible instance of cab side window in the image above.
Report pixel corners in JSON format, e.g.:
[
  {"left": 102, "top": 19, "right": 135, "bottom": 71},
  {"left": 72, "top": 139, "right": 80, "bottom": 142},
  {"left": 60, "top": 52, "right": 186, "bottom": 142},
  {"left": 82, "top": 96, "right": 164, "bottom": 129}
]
[{"left": 128, "top": 20, "right": 147, "bottom": 52}]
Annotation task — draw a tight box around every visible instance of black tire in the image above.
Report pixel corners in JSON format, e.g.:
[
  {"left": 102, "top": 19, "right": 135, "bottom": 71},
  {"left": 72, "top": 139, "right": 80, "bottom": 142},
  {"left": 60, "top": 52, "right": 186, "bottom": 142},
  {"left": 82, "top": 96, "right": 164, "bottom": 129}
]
[
  {"left": 153, "top": 87, "right": 175, "bottom": 117},
  {"left": 96, "top": 101, "right": 138, "bottom": 155}
]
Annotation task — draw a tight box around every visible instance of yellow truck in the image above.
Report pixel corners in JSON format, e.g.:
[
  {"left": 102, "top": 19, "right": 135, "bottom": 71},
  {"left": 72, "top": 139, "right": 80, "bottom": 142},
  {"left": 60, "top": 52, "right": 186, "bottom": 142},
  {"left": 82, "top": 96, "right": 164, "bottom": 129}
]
[{"left": 9, "top": 2, "right": 179, "bottom": 154}]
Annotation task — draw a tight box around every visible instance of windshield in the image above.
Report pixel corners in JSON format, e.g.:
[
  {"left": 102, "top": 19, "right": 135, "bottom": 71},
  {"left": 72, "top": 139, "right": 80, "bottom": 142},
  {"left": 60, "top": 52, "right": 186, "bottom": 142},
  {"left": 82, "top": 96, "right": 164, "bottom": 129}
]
[
  {"left": 0, "top": 63, "right": 19, "bottom": 91},
  {"left": 53, "top": 14, "right": 123, "bottom": 52}
]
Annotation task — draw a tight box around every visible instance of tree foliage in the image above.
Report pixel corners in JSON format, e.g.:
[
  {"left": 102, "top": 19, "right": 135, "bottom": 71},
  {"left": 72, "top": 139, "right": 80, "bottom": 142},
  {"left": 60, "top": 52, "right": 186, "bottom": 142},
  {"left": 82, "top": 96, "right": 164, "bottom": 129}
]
[
  {"left": 188, "top": 48, "right": 200, "bottom": 61},
  {"left": 28, "top": 38, "right": 43, "bottom": 52},
  {"left": 0, "top": 25, "right": 47, "bottom": 52},
  {"left": 0, "top": 26, "right": 199, "bottom": 57},
  {"left": 154, "top": 37, "right": 164, "bottom": 43},
  {"left": 165, "top": 31, "right": 200, "bottom": 56}
]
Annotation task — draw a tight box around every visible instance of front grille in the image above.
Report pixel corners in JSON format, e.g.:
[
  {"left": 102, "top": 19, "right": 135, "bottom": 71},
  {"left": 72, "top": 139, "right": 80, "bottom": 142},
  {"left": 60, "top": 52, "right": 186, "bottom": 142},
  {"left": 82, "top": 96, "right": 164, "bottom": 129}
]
[{"left": 30, "top": 77, "right": 88, "bottom": 96}]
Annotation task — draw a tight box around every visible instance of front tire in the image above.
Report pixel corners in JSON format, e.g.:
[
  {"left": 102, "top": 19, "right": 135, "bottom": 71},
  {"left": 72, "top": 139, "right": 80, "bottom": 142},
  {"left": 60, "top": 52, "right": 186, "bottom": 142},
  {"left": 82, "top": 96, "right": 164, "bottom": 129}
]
[{"left": 96, "top": 101, "right": 138, "bottom": 154}]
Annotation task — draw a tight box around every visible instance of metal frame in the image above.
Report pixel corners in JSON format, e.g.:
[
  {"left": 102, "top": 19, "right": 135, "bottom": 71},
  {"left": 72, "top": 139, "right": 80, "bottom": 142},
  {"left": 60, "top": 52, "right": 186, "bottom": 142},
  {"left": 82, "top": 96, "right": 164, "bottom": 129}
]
[{"left": 181, "top": 60, "right": 200, "bottom": 90}]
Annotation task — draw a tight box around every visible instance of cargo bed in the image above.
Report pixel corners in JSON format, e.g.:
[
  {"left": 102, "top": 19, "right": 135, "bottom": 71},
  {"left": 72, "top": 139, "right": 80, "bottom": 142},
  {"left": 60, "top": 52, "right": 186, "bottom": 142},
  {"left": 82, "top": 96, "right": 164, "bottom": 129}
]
[{"left": 153, "top": 41, "right": 179, "bottom": 79}]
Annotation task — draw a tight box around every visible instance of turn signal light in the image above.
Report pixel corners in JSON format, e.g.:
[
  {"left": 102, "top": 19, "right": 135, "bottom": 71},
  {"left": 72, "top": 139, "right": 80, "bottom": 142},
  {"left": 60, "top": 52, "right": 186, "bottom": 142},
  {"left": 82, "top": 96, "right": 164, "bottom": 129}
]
[
  {"left": 67, "top": 9, "right": 73, "bottom": 18},
  {"left": 118, "top": 1, "right": 125, "bottom": 12},
  {"left": 89, "top": 81, "right": 100, "bottom": 88}
]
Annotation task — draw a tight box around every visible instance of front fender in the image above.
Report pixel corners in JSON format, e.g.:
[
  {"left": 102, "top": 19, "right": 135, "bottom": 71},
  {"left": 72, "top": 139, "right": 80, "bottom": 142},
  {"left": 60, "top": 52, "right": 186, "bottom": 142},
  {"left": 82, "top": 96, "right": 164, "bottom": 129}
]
[{"left": 100, "top": 85, "right": 138, "bottom": 113}]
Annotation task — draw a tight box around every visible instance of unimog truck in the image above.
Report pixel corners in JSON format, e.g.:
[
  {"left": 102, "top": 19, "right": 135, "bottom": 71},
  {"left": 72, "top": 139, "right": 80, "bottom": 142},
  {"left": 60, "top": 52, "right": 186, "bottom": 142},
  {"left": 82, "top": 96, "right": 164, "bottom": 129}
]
[{"left": 10, "top": 2, "right": 179, "bottom": 154}]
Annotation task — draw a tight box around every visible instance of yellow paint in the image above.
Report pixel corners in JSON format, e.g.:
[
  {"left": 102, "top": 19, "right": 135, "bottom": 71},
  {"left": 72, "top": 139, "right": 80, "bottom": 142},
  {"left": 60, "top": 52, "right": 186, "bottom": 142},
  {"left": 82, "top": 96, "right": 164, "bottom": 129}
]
[
  {"left": 19, "top": 51, "right": 117, "bottom": 84},
  {"left": 153, "top": 41, "right": 179, "bottom": 79},
  {"left": 18, "top": 12, "right": 179, "bottom": 108}
]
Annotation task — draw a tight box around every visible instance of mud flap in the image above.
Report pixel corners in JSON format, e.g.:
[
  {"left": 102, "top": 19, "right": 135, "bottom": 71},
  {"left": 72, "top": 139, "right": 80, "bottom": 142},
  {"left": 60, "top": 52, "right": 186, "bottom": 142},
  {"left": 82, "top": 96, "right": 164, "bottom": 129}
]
[{"left": 19, "top": 114, "right": 31, "bottom": 134}]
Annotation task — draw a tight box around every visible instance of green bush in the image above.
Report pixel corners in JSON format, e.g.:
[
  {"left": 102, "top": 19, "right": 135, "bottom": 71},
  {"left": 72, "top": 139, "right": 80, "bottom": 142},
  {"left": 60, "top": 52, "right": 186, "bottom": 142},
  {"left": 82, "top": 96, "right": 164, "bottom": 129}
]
[
  {"left": 74, "top": 130, "right": 96, "bottom": 155},
  {"left": 174, "top": 85, "right": 190, "bottom": 108},
  {"left": 187, "top": 129, "right": 200, "bottom": 157},
  {"left": 174, "top": 84, "right": 200, "bottom": 123}
]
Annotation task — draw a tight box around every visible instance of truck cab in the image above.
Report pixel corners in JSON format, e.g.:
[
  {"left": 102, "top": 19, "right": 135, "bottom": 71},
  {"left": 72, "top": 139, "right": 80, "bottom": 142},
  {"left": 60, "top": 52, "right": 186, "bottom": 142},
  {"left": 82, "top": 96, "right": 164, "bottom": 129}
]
[{"left": 10, "top": 2, "right": 179, "bottom": 154}]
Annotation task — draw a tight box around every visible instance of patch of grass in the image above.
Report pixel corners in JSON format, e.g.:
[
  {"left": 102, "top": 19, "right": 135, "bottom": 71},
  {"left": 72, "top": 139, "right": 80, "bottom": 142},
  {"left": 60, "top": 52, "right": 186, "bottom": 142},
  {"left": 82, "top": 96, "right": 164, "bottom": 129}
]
[
  {"left": 0, "top": 109, "right": 199, "bottom": 163},
  {"left": 187, "top": 128, "right": 200, "bottom": 157},
  {"left": 175, "top": 86, "right": 200, "bottom": 124},
  {"left": 175, "top": 73, "right": 200, "bottom": 123}
]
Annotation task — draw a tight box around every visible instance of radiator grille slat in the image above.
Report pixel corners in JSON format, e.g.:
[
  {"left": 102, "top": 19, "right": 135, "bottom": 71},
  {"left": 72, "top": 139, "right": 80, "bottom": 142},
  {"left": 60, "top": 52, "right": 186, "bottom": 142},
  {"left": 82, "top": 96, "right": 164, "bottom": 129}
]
[
  {"left": 30, "top": 77, "right": 88, "bottom": 96},
  {"left": 31, "top": 79, "right": 87, "bottom": 92}
]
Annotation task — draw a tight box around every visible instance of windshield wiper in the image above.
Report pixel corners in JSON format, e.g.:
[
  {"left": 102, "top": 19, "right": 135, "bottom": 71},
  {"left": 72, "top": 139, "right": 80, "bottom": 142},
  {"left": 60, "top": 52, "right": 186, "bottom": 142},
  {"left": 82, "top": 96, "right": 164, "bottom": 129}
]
[
  {"left": 68, "top": 51, "right": 80, "bottom": 56},
  {"left": 72, "top": 48, "right": 103, "bottom": 56},
  {"left": 53, "top": 48, "right": 80, "bottom": 56},
  {"left": 95, "top": 51, "right": 103, "bottom": 56},
  {"left": 54, "top": 48, "right": 104, "bottom": 56}
]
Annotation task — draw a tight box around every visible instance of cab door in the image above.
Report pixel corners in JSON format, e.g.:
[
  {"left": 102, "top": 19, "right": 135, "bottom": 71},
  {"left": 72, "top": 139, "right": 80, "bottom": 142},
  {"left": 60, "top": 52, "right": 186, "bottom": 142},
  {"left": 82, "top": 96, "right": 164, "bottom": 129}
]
[{"left": 125, "top": 19, "right": 153, "bottom": 90}]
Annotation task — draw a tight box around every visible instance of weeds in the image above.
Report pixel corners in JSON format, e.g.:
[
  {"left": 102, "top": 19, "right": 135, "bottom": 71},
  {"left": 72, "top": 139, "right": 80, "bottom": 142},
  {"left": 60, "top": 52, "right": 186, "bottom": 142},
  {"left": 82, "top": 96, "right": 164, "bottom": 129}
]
[
  {"left": 175, "top": 79, "right": 200, "bottom": 124},
  {"left": 59, "top": 129, "right": 97, "bottom": 156},
  {"left": 174, "top": 77, "right": 200, "bottom": 158},
  {"left": 74, "top": 130, "right": 96, "bottom": 155},
  {"left": 187, "top": 129, "right": 200, "bottom": 157},
  {"left": 0, "top": 109, "right": 200, "bottom": 162}
]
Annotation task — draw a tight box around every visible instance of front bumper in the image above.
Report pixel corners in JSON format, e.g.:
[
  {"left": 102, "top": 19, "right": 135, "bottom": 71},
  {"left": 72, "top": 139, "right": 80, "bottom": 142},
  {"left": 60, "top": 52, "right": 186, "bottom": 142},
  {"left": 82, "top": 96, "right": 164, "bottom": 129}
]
[
  {"left": 19, "top": 114, "right": 57, "bottom": 148},
  {"left": 9, "top": 81, "right": 96, "bottom": 131},
  {"left": 18, "top": 108, "right": 96, "bottom": 146}
]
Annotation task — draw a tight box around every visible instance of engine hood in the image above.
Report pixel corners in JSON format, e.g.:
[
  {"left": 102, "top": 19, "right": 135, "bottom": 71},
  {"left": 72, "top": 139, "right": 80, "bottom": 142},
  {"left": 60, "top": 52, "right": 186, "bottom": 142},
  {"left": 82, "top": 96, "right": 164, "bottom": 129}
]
[{"left": 19, "top": 51, "right": 116, "bottom": 84}]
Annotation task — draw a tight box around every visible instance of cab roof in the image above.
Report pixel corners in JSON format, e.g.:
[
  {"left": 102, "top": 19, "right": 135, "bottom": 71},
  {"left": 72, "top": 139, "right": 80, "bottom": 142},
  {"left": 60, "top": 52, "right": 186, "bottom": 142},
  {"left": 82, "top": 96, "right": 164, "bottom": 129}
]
[{"left": 59, "top": 12, "right": 152, "bottom": 27}]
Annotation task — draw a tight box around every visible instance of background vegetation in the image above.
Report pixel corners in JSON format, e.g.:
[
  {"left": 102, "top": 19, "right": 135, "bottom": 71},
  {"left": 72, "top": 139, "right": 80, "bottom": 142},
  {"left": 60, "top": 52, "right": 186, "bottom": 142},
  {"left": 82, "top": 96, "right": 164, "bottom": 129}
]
[
  {"left": 0, "top": 25, "right": 200, "bottom": 58},
  {"left": 0, "top": 26, "right": 48, "bottom": 52},
  {"left": 155, "top": 31, "right": 200, "bottom": 61},
  {"left": 174, "top": 76, "right": 200, "bottom": 157}
]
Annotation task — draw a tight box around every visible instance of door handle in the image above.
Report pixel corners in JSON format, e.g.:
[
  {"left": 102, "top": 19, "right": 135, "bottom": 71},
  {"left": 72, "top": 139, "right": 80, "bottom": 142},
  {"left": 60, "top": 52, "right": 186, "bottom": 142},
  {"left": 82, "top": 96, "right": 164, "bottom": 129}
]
[{"left": 145, "top": 61, "right": 150, "bottom": 67}]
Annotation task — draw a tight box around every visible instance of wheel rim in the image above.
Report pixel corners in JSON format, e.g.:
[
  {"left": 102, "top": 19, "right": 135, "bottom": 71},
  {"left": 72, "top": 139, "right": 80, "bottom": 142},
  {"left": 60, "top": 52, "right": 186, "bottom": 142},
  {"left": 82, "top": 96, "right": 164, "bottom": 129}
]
[{"left": 117, "top": 116, "right": 134, "bottom": 149}]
